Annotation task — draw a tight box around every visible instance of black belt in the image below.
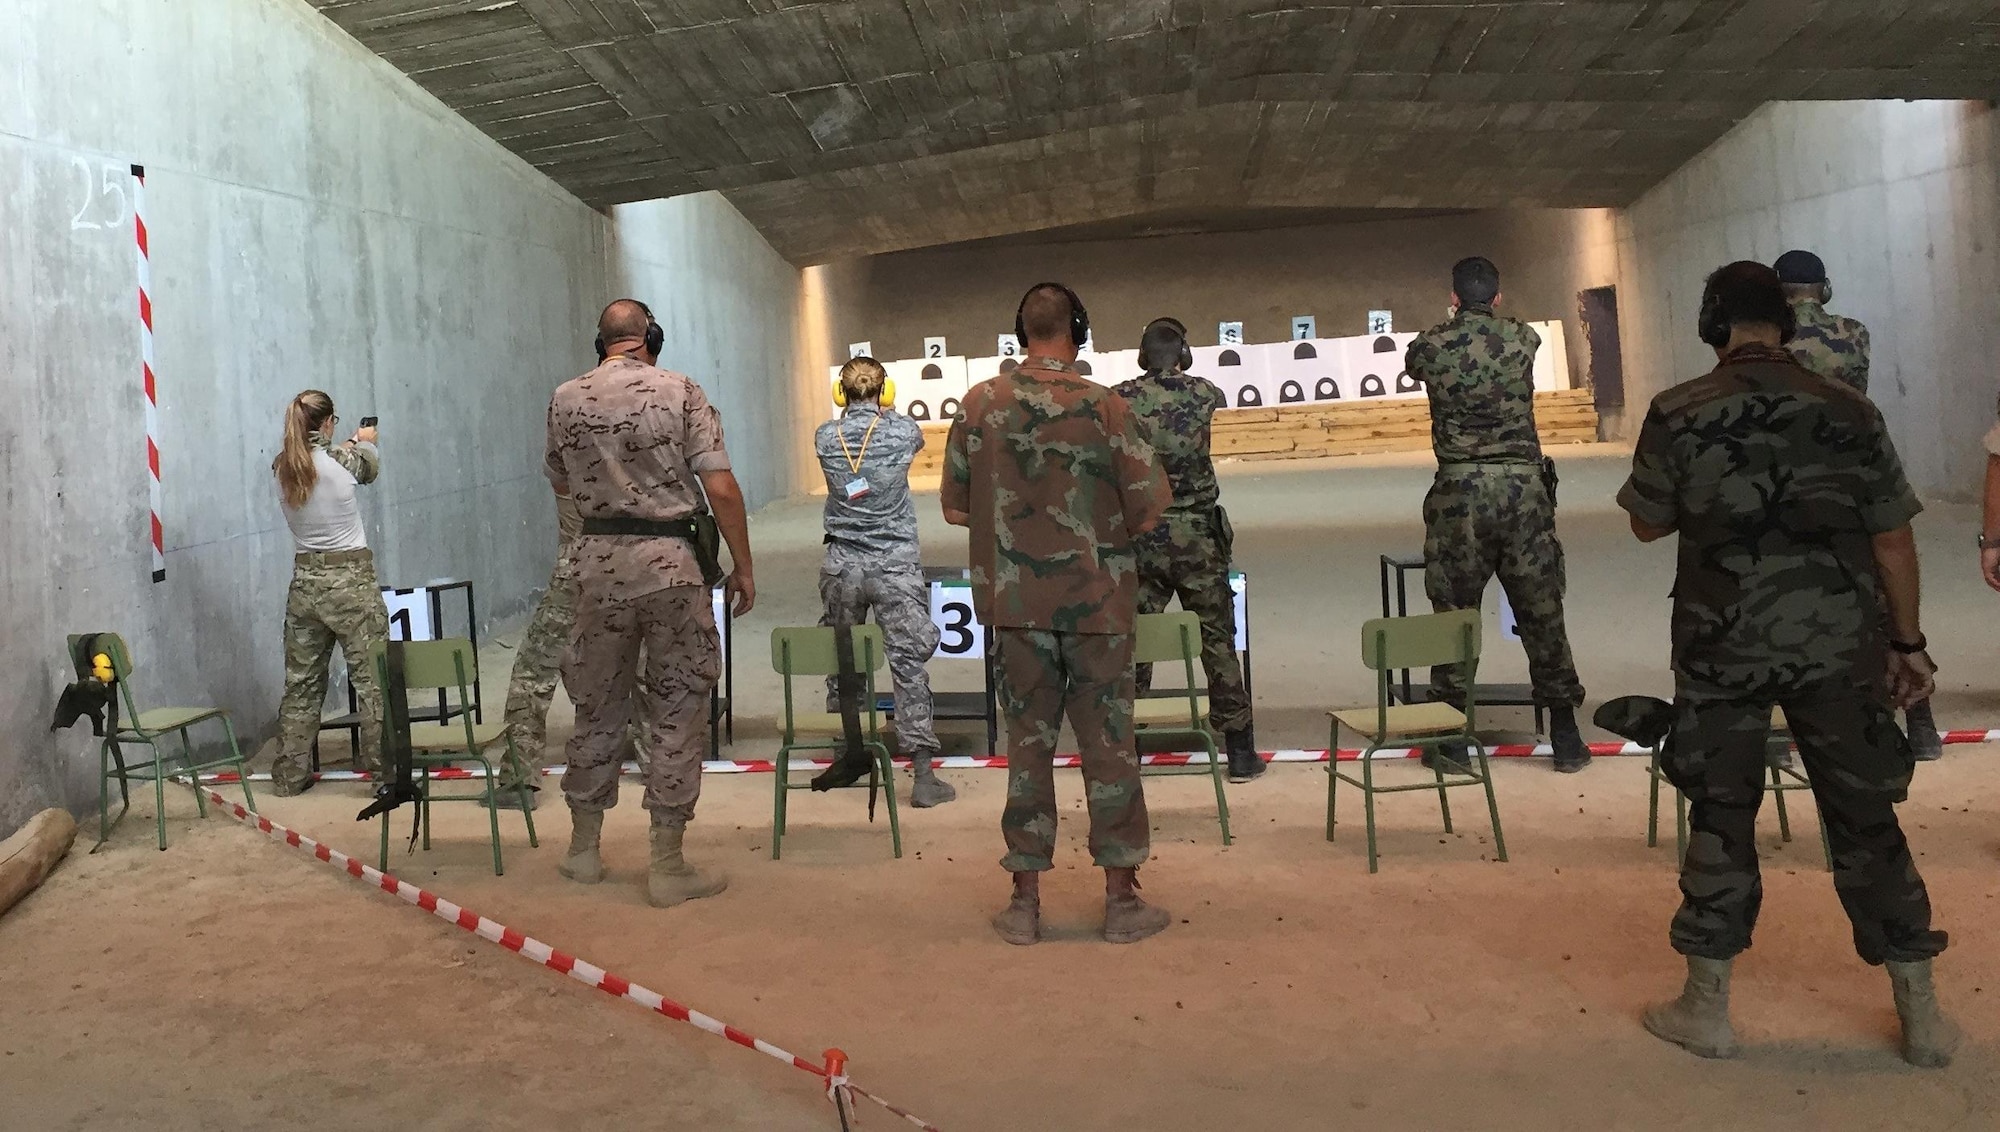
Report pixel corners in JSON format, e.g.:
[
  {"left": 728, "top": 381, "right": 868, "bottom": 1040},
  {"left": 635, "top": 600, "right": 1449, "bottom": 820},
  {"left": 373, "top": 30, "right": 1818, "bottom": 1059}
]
[{"left": 580, "top": 517, "right": 697, "bottom": 538}]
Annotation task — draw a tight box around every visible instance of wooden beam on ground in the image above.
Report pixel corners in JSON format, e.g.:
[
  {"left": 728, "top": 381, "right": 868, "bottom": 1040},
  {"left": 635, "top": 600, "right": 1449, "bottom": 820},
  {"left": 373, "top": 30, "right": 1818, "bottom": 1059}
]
[
  {"left": 0, "top": 809, "right": 79, "bottom": 919},
  {"left": 906, "top": 390, "right": 1600, "bottom": 478}
]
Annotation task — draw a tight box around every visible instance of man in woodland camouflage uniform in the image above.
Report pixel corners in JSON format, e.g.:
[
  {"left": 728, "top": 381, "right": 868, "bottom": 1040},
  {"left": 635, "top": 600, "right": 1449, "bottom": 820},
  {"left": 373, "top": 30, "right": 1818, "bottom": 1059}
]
[
  {"left": 812, "top": 355, "right": 955, "bottom": 807},
  {"left": 1775, "top": 249, "right": 1941, "bottom": 762},
  {"left": 1620, "top": 260, "right": 1955, "bottom": 1069},
  {"left": 1405, "top": 256, "right": 1591, "bottom": 773},
  {"left": 1114, "top": 316, "right": 1263, "bottom": 783},
  {"left": 943, "top": 282, "right": 1173, "bottom": 946}
]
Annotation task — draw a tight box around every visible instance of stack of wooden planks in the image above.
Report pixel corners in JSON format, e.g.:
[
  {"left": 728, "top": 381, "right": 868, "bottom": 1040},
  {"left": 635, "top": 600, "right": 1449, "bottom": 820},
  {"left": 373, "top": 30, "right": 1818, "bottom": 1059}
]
[{"left": 906, "top": 389, "right": 1598, "bottom": 479}]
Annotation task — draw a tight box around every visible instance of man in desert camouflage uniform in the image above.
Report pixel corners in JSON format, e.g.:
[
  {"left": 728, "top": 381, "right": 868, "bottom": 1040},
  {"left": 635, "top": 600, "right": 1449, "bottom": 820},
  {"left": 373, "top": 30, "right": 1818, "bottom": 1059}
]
[
  {"left": 943, "top": 282, "right": 1173, "bottom": 946},
  {"left": 1620, "top": 260, "right": 1955, "bottom": 1069},
  {"left": 1114, "top": 317, "right": 1263, "bottom": 783},
  {"left": 1405, "top": 256, "right": 1590, "bottom": 773},
  {"left": 812, "top": 355, "right": 954, "bottom": 807},
  {"left": 1774, "top": 249, "right": 1942, "bottom": 762},
  {"left": 543, "top": 299, "right": 755, "bottom": 909}
]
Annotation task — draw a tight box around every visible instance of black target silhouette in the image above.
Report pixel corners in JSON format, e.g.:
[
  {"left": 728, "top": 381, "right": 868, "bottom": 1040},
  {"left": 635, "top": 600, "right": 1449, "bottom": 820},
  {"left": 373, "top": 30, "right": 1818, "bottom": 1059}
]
[
  {"left": 1075, "top": 360, "right": 1093, "bottom": 376},
  {"left": 908, "top": 401, "right": 931, "bottom": 420},
  {"left": 1396, "top": 371, "right": 1424, "bottom": 393},
  {"left": 940, "top": 398, "right": 961, "bottom": 419},
  {"left": 1293, "top": 342, "right": 1317, "bottom": 360},
  {"left": 922, "top": 363, "right": 942, "bottom": 381},
  {"left": 1279, "top": 380, "right": 1304, "bottom": 403},
  {"left": 1314, "top": 378, "right": 1340, "bottom": 400},
  {"left": 1373, "top": 335, "right": 1397, "bottom": 354},
  {"left": 1219, "top": 349, "right": 1241, "bottom": 366},
  {"left": 1236, "top": 386, "right": 1263, "bottom": 407},
  {"left": 999, "top": 358, "right": 1019, "bottom": 373},
  {"left": 1359, "top": 375, "right": 1387, "bottom": 397}
]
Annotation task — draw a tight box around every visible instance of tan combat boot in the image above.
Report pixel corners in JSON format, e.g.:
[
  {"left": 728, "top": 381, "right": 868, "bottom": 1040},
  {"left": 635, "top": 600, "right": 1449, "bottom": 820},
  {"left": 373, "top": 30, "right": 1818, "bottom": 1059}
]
[
  {"left": 558, "top": 809, "right": 605, "bottom": 884},
  {"left": 646, "top": 818, "right": 728, "bottom": 908},
  {"left": 909, "top": 755, "right": 958, "bottom": 808},
  {"left": 1102, "top": 867, "right": 1171, "bottom": 944},
  {"left": 992, "top": 872, "right": 1040, "bottom": 946},
  {"left": 1643, "top": 956, "right": 1740, "bottom": 1058},
  {"left": 1887, "top": 960, "right": 1960, "bottom": 1068}
]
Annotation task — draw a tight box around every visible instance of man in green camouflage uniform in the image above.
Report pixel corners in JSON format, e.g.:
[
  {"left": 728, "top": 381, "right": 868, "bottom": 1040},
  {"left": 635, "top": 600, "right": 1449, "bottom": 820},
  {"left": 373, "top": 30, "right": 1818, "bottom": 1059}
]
[
  {"left": 943, "top": 282, "right": 1173, "bottom": 946},
  {"left": 1114, "top": 317, "right": 1263, "bottom": 782},
  {"left": 1405, "top": 257, "right": 1590, "bottom": 772},
  {"left": 1620, "top": 260, "right": 1955, "bottom": 1069},
  {"left": 1775, "top": 249, "right": 1942, "bottom": 761}
]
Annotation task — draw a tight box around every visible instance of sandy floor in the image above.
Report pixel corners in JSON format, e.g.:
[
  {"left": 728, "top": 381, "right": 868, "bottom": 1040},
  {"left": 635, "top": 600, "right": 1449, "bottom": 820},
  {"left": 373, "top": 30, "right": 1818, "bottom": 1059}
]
[{"left": 6, "top": 449, "right": 1999, "bottom": 1130}]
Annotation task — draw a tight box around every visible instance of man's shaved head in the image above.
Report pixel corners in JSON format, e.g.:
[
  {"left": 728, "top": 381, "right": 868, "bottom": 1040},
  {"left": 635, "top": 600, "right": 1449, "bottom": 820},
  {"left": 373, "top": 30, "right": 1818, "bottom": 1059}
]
[
  {"left": 1018, "top": 285, "right": 1074, "bottom": 344},
  {"left": 598, "top": 298, "right": 652, "bottom": 346}
]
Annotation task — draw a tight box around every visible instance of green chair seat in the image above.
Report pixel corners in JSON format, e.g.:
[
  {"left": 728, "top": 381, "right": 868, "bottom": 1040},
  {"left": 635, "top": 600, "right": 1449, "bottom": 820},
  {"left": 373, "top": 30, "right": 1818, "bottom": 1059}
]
[
  {"left": 75, "top": 632, "right": 255, "bottom": 851},
  {"left": 1326, "top": 610, "right": 1507, "bottom": 873},
  {"left": 370, "top": 640, "right": 536, "bottom": 876},
  {"left": 770, "top": 626, "right": 901, "bottom": 860},
  {"left": 1131, "top": 611, "right": 1231, "bottom": 843},
  {"left": 123, "top": 706, "right": 228, "bottom": 735},
  {"left": 1329, "top": 702, "right": 1464, "bottom": 738}
]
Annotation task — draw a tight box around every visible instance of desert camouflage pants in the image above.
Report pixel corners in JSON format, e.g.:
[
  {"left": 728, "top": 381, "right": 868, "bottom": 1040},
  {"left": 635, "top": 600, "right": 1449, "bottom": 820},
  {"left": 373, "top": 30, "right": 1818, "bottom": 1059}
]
[
  {"left": 995, "top": 628, "right": 1149, "bottom": 872},
  {"left": 501, "top": 549, "right": 646, "bottom": 788},
  {"left": 275, "top": 551, "right": 390, "bottom": 785},
  {"left": 562, "top": 585, "right": 719, "bottom": 825},
  {"left": 819, "top": 550, "right": 940, "bottom": 755},
  {"left": 1665, "top": 679, "right": 1946, "bottom": 965},
  {"left": 1423, "top": 466, "right": 1585, "bottom": 709},
  {"left": 1134, "top": 513, "right": 1250, "bottom": 734}
]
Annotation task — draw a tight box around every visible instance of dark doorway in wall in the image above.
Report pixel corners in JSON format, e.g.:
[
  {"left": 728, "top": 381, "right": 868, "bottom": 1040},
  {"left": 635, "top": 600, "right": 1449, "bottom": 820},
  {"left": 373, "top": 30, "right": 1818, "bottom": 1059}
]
[{"left": 1578, "top": 286, "right": 1623, "bottom": 413}]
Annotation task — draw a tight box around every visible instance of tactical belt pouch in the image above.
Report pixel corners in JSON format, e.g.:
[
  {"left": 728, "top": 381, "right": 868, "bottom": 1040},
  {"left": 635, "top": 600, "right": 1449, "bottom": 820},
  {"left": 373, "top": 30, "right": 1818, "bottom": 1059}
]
[
  {"left": 1540, "top": 455, "right": 1560, "bottom": 509},
  {"left": 580, "top": 514, "right": 726, "bottom": 586}
]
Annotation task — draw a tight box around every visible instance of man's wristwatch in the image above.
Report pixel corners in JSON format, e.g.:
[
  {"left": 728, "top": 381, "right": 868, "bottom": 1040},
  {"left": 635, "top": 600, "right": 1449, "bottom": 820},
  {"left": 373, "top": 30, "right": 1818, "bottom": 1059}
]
[{"left": 1889, "top": 634, "right": 1929, "bottom": 655}]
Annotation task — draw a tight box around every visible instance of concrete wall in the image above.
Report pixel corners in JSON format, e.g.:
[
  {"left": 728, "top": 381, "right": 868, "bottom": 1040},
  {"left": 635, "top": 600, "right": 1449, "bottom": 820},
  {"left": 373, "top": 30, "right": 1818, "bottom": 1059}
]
[
  {"left": 0, "top": 0, "right": 616, "bottom": 841},
  {"left": 819, "top": 209, "right": 1619, "bottom": 385},
  {"left": 609, "top": 194, "right": 824, "bottom": 507},
  {"left": 1611, "top": 100, "right": 2000, "bottom": 500}
]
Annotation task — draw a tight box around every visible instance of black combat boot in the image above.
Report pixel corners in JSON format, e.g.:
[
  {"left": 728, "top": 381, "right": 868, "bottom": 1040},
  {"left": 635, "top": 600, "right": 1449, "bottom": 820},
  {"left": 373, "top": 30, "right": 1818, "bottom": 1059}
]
[
  {"left": 1224, "top": 729, "right": 1265, "bottom": 782},
  {"left": 1549, "top": 706, "right": 1591, "bottom": 773}
]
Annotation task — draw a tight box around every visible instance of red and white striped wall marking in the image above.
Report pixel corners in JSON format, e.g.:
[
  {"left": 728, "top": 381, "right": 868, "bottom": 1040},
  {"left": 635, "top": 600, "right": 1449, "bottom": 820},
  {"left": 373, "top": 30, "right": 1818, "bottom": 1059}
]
[
  {"left": 134, "top": 163, "right": 163, "bottom": 583},
  {"left": 189, "top": 729, "right": 1997, "bottom": 785},
  {"left": 201, "top": 790, "right": 940, "bottom": 1131}
]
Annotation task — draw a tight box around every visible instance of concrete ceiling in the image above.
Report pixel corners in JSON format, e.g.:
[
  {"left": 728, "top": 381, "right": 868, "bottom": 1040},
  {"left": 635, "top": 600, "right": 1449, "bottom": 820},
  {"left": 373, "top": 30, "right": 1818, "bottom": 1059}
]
[{"left": 311, "top": 1, "right": 2000, "bottom": 264}]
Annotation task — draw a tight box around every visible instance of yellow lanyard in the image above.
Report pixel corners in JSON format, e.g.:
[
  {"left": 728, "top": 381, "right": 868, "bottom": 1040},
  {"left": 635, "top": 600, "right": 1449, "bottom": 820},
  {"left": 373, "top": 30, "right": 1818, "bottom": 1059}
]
[{"left": 838, "top": 413, "right": 881, "bottom": 476}]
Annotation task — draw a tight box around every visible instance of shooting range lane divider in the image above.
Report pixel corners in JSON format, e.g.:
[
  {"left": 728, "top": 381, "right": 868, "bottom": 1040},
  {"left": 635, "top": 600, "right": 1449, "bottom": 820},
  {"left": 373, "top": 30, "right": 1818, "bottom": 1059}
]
[
  {"left": 199, "top": 790, "right": 942, "bottom": 1132},
  {"left": 187, "top": 728, "right": 2000, "bottom": 785},
  {"left": 134, "top": 163, "right": 163, "bottom": 584}
]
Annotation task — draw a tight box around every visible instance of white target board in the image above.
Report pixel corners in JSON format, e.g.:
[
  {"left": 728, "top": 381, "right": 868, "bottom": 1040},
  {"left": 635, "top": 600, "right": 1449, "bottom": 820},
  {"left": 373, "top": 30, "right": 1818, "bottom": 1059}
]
[
  {"left": 900, "top": 355, "right": 969, "bottom": 423},
  {"left": 1230, "top": 572, "right": 1248, "bottom": 651},
  {"left": 1076, "top": 347, "right": 1137, "bottom": 388},
  {"left": 1193, "top": 344, "right": 1276, "bottom": 410},
  {"left": 1528, "top": 320, "right": 1572, "bottom": 391},
  {"left": 1265, "top": 338, "right": 1348, "bottom": 406},
  {"left": 382, "top": 587, "right": 435, "bottom": 641}
]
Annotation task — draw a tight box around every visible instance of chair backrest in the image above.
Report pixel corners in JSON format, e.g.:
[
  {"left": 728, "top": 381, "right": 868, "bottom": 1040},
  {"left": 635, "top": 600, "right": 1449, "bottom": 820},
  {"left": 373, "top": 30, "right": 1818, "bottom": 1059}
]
[
  {"left": 367, "top": 638, "right": 475, "bottom": 693},
  {"left": 1132, "top": 611, "right": 1202, "bottom": 665},
  {"left": 1358, "top": 609, "right": 1481, "bottom": 672},
  {"left": 769, "top": 625, "right": 886, "bottom": 676}
]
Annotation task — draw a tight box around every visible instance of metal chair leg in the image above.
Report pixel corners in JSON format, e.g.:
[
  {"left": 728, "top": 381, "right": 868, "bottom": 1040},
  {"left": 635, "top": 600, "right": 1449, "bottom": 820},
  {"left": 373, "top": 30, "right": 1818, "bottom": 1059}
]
[
  {"left": 1477, "top": 741, "right": 1506, "bottom": 863},
  {"left": 876, "top": 743, "right": 902, "bottom": 859},
  {"left": 1433, "top": 746, "right": 1454, "bottom": 834},
  {"left": 1325, "top": 721, "right": 1340, "bottom": 842},
  {"left": 1646, "top": 746, "right": 1662, "bottom": 848},
  {"left": 151, "top": 741, "right": 168, "bottom": 851},
  {"left": 1768, "top": 756, "right": 1794, "bottom": 842},
  {"left": 181, "top": 731, "right": 208, "bottom": 817},
  {"left": 1362, "top": 743, "right": 1380, "bottom": 874},
  {"left": 223, "top": 716, "right": 255, "bottom": 814},
  {"left": 1206, "top": 735, "right": 1232, "bottom": 845},
  {"left": 771, "top": 747, "right": 789, "bottom": 860}
]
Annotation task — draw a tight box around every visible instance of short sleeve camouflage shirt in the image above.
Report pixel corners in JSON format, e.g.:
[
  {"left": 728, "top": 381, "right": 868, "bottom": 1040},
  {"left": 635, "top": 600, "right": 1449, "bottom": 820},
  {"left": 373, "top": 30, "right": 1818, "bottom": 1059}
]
[
  {"left": 941, "top": 359, "right": 1173, "bottom": 634},
  {"left": 1786, "top": 299, "right": 1872, "bottom": 394},
  {"left": 1111, "top": 369, "right": 1226, "bottom": 516},
  {"left": 1616, "top": 344, "right": 1920, "bottom": 695},
  {"left": 1405, "top": 305, "right": 1544, "bottom": 465},
  {"left": 815, "top": 403, "right": 924, "bottom": 566},
  {"left": 544, "top": 356, "right": 731, "bottom": 600}
]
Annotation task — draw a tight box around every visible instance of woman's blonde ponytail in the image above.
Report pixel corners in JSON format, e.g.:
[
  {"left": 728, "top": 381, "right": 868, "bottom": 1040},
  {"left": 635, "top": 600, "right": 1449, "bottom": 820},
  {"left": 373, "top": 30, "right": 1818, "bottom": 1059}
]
[{"left": 274, "top": 390, "right": 334, "bottom": 509}]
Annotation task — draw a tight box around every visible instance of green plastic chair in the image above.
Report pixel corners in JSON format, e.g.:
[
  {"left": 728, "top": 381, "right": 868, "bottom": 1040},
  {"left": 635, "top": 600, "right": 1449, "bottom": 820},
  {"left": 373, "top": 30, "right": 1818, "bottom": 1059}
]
[
  {"left": 80, "top": 633, "right": 255, "bottom": 851},
  {"left": 369, "top": 640, "right": 538, "bottom": 876},
  {"left": 770, "top": 625, "right": 900, "bottom": 860},
  {"left": 1131, "top": 611, "right": 1231, "bottom": 845},
  {"left": 1326, "top": 610, "right": 1507, "bottom": 873},
  {"left": 1648, "top": 705, "right": 1830, "bottom": 870}
]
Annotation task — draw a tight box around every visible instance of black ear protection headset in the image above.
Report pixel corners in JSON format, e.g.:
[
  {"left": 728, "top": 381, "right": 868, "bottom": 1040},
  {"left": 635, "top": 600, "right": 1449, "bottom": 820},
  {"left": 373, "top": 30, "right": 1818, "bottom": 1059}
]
[
  {"left": 1015, "top": 282, "right": 1090, "bottom": 349},
  {"left": 1142, "top": 316, "right": 1195, "bottom": 372},
  {"left": 595, "top": 300, "right": 665, "bottom": 361},
  {"left": 1698, "top": 278, "right": 1798, "bottom": 349}
]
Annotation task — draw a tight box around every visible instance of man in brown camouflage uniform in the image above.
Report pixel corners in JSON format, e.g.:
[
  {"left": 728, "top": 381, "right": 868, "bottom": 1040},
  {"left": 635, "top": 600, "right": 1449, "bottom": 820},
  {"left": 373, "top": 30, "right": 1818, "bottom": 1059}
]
[
  {"left": 1114, "top": 317, "right": 1263, "bottom": 782},
  {"left": 1405, "top": 256, "right": 1590, "bottom": 772},
  {"left": 1620, "top": 261, "right": 1955, "bottom": 1069},
  {"left": 943, "top": 282, "right": 1174, "bottom": 946},
  {"left": 1775, "top": 249, "right": 1941, "bottom": 761},
  {"left": 543, "top": 299, "right": 755, "bottom": 909}
]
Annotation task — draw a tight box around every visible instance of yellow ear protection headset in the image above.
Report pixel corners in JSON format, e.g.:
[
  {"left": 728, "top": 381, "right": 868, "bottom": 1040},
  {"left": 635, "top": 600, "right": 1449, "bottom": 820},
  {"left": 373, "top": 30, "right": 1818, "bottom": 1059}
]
[
  {"left": 831, "top": 364, "right": 896, "bottom": 408},
  {"left": 1015, "top": 282, "right": 1090, "bottom": 349},
  {"left": 594, "top": 299, "right": 664, "bottom": 361}
]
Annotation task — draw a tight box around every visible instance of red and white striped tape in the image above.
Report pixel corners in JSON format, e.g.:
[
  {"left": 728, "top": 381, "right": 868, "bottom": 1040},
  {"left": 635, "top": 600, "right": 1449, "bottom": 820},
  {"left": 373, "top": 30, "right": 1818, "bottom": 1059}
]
[
  {"left": 190, "top": 730, "right": 1996, "bottom": 785},
  {"left": 200, "top": 789, "right": 941, "bottom": 1131},
  {"left": 134, "top": 163, "right": 163, "bottom": 584}
]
